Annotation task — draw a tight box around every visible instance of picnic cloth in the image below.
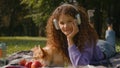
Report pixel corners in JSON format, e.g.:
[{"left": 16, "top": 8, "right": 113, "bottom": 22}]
[
  {"left": 0, "top": 50, "right": 120, "bottom": 68},
  {"left": 0, "top": 50, "right": 33, "bottom": 67},
  {"left": 110, "top": 52, "right": 120, "bottom": 67}
]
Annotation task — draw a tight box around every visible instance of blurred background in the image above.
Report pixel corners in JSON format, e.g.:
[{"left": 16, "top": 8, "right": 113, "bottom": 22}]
[
  {"left": 0, "top": 0, "right": 120, "bottom": 38},
  {"left": 0, "top": 0, "right": 120, "bottom": 54}
]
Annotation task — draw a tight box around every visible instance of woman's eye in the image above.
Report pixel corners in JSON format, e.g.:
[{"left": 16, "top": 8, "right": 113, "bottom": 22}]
[
  {"left": 68, "top": 20, "right": 73, "bottom": 22},
  {"left": 68, "top": 20, "right": 72, "bottom": 22},
  {"left": 60, "top": 22, "right": 64, "bottom": 25}
]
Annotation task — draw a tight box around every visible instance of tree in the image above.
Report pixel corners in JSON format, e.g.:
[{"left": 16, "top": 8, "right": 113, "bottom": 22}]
[
  {"left": 21, "top": 0, "right": 65, "bottom": 36},
  {"left": 1, "top": 0, "right": 119, "bottom": 37},
  {"left": 77, "top": 0, "right": 120, "bottom": 38},
  {"left": 0, "top": 0, "right": 25, "bottom": 36},
  {"left": 0, "top": 0, "right": 37, "bottom": 36}
]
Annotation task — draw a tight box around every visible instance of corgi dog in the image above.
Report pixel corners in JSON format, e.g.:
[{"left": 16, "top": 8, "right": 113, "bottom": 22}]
[
  {"left": 31, "top": 45, "right": 71, "bottom": 67},
  {"left": 31, "top": 45, "right": 106, "bottom": 68}
]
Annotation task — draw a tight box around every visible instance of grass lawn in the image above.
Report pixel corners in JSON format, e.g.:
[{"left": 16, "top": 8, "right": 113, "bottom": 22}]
[
  {"left": 0, "top": 36, "right": 47, "bottom": 56},
  {"left": 116, "top": 39, "right": 120, "bottom": 52},
  {"left": 0, "top": 36, "right": 120, "bottom": 57}
]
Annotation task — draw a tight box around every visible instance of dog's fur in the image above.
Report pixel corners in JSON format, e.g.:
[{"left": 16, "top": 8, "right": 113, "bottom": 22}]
[{"left": 31, "top": 45, "right": 71, "bottom": 67}]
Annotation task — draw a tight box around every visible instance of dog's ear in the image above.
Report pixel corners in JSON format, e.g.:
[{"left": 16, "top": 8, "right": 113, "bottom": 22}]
[
  {"left": 38, "top": 45, "right": 45, "bottom": 58},
  {"left": 32, "top": 45, "right": 45, "bottom": 59},
  {"left": 31, "top": 45, "right": 38, "bottom": 51}
]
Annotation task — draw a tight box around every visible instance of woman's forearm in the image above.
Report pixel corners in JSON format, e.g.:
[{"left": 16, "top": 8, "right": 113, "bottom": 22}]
[{"left": 67, "top": 39, "right": 74, "bottom": 47}]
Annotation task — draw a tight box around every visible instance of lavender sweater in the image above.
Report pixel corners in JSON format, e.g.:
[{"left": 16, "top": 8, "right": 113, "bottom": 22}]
[{"left": 68, "top": 44, "right": 104, "bottom": 66}]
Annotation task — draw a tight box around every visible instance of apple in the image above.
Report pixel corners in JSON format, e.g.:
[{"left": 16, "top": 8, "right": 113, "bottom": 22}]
[
  {"left": 31, "top": 61, "right": 42, "bottom": 68},
  {"left": 25, "top": 61, "right": 32, "bottom": 68},
  {"left": 19, "top": 59, "right": 27, "bottom": 66}
]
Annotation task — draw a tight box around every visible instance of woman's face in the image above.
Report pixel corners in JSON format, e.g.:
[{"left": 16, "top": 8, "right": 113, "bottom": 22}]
[{"left": 58, "top": 14, "right": 75, "bottom": 36}]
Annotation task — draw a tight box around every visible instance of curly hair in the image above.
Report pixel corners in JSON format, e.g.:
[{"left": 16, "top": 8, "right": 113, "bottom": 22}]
[{"left": 46, "top": 4, "right": 98, "bottom": 62}]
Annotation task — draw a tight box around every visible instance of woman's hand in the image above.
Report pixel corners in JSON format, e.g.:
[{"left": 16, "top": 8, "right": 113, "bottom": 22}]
[{"left": 67, "top": 20, "right": 79, "bottom": 46}]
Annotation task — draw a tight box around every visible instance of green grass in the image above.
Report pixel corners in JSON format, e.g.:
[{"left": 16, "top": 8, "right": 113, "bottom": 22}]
[
  {"left": 116, "top": 39, "right": 120, "bottom": 52},
  {"left": 0, "top": 36, "right": 120, "bottom": 57},
  {"left": 0, "top": 36, "right": 47, "bottom": 56}
]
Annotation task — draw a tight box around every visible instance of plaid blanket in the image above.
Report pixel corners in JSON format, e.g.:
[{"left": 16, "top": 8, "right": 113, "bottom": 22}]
[
  {"left": 0, "top": 51, "right": 120, "bottom": 68},
  {"left": 0, "top": 50, "right": 33, "bottom": 67}
]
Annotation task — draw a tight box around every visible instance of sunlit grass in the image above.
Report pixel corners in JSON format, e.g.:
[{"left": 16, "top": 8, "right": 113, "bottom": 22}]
[
  {"left": 116, "top": 39, "right": 120, "bottom": 52},
  {"left": 0, "top": 36, "right": 120, "bottom": 56},
  {"left": 0, "top": 36, "right": 46, "bottom": 41},
  {"left": 0, "top": 36, "right": 47, "bottom": 56}
]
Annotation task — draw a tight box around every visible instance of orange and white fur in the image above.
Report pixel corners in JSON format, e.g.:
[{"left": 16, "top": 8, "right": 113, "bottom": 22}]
[
  {"left": 31, "top": 45, "right": 71, "bottom": 67},
  {"left": 31, "top": 45, "right": 106, "bottom": 68}
]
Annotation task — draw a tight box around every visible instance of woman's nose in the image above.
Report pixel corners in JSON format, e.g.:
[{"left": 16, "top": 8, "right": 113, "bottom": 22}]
[{"left": 64, "top": 24, "right": 68, "bottom": 28}]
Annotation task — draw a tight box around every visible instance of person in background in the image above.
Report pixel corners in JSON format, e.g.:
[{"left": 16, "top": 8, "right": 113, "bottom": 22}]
[
  {"left": 46, "top": 3, "right": 116, "bottom": 67},
  {"left": 89, "top": 16, "right": 116, "bottom": 60},
  {"left": 96, "top": 17, "right": 116, "bottom": 58}
]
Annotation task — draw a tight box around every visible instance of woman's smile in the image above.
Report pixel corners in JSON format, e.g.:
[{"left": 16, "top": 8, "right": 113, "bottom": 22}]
[
  {"left": 58, "top": 14, "right": 74, "bottom": 36},
  {"left": 63, "top": 28, "right": 72, "bottom": 35}
]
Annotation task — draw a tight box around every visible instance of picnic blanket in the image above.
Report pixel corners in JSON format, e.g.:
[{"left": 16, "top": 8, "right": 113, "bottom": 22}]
[
  {"left": 110, "top": 52, "right": 120, "bottom": 67},
  {"left": 0, "top": 50, "right": 120, "bottom": 68},
  {"left": 0, "top": 50, "right": 33, "bottom": 68}
]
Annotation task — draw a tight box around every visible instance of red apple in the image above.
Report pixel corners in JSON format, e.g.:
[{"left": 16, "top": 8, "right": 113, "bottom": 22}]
[
  {"left": 19, "top": 59, "right": 27, "bottom": 66},
  {"left": 31, "top": 61, "right": 42, "bottom": 68},
  {"left": 25, "top": 61, "right": 32, "bottom": 68}
]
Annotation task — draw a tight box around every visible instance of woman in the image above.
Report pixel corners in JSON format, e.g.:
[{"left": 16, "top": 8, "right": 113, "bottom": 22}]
[{"left": 46, "top": 3, "right": 116, "bottom": 67}]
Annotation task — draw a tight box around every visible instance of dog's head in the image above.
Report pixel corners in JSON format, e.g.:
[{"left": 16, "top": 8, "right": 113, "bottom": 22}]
[{"left": 31, "top": 45, "right": 67, "bottom": 67}]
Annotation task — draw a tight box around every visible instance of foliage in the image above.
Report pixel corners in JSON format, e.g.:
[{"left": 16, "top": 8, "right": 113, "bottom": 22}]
[
  {"left": 0, "top": 0, "right": 120, "bottom": 37},
  {"left": 20, "top": 0, "right": 65, "bottom": 36},
  {"left": 0, "top": 0, "right": 36, "bottom": 36},
  {"left": 116, "top": 39, "right": 120, "bottom": 52}
]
